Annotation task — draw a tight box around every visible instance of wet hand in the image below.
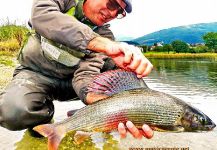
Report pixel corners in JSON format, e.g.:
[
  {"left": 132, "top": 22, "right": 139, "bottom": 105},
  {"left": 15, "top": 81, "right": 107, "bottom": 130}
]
[
  {"left": 105, "top": 42, "right": 153, "bottom": 78},
  {"left": 87, "top": 37, "right": 153, "bottom": 78},
  {"left": 118, "top": 121, "right": 153, "bottom": 139}
]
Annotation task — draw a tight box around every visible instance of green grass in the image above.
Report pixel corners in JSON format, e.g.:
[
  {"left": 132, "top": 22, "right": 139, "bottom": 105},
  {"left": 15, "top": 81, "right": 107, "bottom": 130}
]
[
  {"left": 0, "top": 52, "right": 17, "bottom": 67},
  {"left": 0, "top": 20, "right": 29, "bottom": 53},
  {"left": 0, "top": 50, "right": 17, "bottom": 56},
  {"left": 0, "top": 47, "right": 18, "bottom": 67},
  {"left": 0, "top": 24, "right": 29, "bottom": 42},
  {"left": 144, "top": 52, "right": 217, "bottom": 60},
  {"left": 0, "top": 21, "right": 28, "bottom": 67},
  {"left": 0, "top": 57, "right": 14, "bottom": 66}
]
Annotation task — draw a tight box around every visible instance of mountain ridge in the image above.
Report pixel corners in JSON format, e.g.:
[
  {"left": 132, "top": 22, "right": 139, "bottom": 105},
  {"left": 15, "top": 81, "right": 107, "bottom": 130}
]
[{"left": 132, "top": 22, "right": 217, "bottom": 45}]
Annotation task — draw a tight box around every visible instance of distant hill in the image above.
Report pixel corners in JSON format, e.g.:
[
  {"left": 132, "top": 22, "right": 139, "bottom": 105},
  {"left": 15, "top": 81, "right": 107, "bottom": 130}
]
[
  {"left": 122, "top": 41, "right": 140, "bottom": 45},
  {"left": 132, "top": 22, "right": 217, "bottom": 45},
  {"left": 115, "top": 36, "right": 135, "bottom": 41}
]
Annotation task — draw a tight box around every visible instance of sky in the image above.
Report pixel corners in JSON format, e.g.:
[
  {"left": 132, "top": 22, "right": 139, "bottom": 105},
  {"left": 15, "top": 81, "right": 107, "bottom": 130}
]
[{"left": 1, "top": 0, "right": 217, "bottom": 39}]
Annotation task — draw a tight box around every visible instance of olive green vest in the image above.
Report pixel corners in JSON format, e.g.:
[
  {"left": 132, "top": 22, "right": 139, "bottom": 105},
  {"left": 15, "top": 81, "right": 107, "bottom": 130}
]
[{"left": 41, "top": 0, "right": 96, "bottom": 67}]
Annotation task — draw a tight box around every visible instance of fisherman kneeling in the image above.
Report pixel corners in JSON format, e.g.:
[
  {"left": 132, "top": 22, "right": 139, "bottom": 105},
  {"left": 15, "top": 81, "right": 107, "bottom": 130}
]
[{"left": 0, "top": 0, "right": 153, "bottom": 139}]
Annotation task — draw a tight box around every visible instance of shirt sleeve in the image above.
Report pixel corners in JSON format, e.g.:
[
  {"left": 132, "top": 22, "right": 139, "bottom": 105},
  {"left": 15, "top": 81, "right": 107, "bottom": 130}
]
[
  {"left": 72, "top": 24, "right": 116, "bottom": 104},
  {"left": 30, "top": 0, "right": 99, "bottom": 53}
]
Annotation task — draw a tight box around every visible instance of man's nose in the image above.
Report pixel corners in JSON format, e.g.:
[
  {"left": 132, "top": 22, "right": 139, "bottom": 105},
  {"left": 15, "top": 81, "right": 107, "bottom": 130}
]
[{"left": 109, "top": 9, "right": 118, "bottom": 18}]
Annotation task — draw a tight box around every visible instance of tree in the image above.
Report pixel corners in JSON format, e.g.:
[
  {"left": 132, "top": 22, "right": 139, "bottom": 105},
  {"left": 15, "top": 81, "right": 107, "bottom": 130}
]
[
  {"left": 162, "top": 44, "right": 173, "bottom": 53},
  {"left": 140, "top": 45, "right": 148, "bottom": 53},
  {"left": 203, "top": 32, "right": 217, "bottom": 52},
  {"left": 153, "top": 46, "right": 163, "bottom": 52},
  {"left": 171, "top": 40, "right": 189, "bottom": 53}
]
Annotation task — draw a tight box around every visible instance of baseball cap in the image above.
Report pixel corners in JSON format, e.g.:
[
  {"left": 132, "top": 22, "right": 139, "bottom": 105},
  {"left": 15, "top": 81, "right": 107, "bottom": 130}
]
[{"left": 123, "top": 0, "right": 132, "bottom": 13}]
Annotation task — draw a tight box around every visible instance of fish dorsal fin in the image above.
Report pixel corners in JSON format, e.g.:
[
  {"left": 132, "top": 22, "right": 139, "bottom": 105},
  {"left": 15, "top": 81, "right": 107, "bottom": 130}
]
[{"left": 88, "top": 69, "right": 148, "bottom": 96}]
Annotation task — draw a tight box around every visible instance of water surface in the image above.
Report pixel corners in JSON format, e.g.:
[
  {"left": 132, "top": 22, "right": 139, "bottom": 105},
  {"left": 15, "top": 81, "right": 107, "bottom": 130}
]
[
  {"left": 0, "top": 58, "right": 217, "bottom": 150},
  {"left": 145, "top": 58, "right": 217, "bottom": 124}
]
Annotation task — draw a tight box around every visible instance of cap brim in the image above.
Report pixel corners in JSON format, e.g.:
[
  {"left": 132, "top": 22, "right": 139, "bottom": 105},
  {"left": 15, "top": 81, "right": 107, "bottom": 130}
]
[{"left": 123, "top": 0, "right": 132, "bottom": 13}]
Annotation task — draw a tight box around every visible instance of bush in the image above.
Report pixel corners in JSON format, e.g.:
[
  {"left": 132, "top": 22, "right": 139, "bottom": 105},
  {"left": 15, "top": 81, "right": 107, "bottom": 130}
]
[
  {"left": 0, "top": 39, "right": 20, "bottom": 51},
  {"left": 153, "top": 46, "right": 164, "bottom": 52},
  {"left": 203, "top": 32, "right": 217, "bottom": 52},
  {"left": 171, "top": 40, "right": 189, "bottom": 53},
  {"left": 0, "top": 25, "right": 29, "bottom": 45},
  {"left": 189, "top": 45, "right": 209, "bottom": 53},
  {"left": 163, "top": 44, "right": 174, "bottom": 53},
  {"left": 0, "top": 20, "right": 29, "bottom": 52}
]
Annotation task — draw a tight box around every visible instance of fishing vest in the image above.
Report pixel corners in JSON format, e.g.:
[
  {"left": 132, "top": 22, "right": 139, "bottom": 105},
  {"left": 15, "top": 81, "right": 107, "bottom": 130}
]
[{"left": 41, "top": 0, "right": 97, "bottom": 67}]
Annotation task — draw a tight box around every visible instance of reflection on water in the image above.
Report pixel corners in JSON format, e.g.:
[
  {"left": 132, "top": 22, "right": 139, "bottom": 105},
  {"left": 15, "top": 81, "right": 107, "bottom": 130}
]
[
  {"left": 15, "top": 130, "right": 47, "bottom": 150},
  {"left": 15, "top": 126, "right": 217, "bottom": 150},
  {"left": 146, "top": 59, "right": 217, "bottom": 99},
  {"left": 14, "top": 58, "right": 217, "bottom": 150},
  {"left": 59, "top": 131, "right": 120, "bottom": 150},
  {"left": 15, "top": 130, "right": 120, "bottom": 150},
  {"left": 145, "top": 58, "right": 217, "bottom": 124}
]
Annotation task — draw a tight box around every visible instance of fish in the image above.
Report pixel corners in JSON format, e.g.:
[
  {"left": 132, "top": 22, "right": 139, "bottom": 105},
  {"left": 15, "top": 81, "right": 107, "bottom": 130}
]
[{"left": 33, "top": 69, "right": 216, "bottom": 150}]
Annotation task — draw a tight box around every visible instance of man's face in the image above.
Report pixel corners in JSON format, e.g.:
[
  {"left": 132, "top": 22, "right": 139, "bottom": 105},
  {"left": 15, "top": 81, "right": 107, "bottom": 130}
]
[{"left": 83, "top": 0, "right": 126, "bottom": 26}]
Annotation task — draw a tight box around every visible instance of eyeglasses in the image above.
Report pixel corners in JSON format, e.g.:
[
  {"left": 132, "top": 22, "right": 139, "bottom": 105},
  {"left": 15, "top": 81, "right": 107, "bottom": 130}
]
[{"left": 106, "top": 0, "right": 126, "bottom": 19}]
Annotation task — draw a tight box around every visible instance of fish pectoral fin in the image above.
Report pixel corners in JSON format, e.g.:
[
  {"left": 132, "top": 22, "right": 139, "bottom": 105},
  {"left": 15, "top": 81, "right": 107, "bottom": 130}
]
[
  {"left": 67, "top": 109, "right": 79, "bottom": 117},
  {"left": 151, "top": 125, "right": 185, "bottom": 132},
  {"left": 74, "top": 131, "right": 92, "bottom": 145},
  {"left": 151, "top": 126, "right": 168, "bottom": 132},
  {"left": 173, "top": 126, "right": 185, "bottom": 132}
]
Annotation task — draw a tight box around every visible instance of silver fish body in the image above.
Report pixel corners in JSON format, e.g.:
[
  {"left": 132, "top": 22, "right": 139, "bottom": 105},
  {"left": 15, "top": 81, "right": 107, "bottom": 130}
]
[
  {"left": 33, "top": 70, "right": 216, "bottom": 150},
  {"left": 56, "top": 88, "right": 215, "bottom": 133}
]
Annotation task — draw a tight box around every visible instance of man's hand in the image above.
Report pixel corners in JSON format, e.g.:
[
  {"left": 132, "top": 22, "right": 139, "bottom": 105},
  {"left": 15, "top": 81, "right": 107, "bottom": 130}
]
[
  {"left": 118, "top": 121, "right": 154, "bottom": 139},
  {"left": 87, "top": 37, "right": 153, "bottom": 78},
  {"left": 105, "top": 42, "right": 153, "bottom": 78}
]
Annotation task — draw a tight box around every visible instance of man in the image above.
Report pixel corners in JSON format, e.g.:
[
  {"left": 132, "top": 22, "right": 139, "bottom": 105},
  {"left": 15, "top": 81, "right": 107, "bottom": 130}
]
[{"left": 0, "top": 0, "right": 153, "bottom": 139}]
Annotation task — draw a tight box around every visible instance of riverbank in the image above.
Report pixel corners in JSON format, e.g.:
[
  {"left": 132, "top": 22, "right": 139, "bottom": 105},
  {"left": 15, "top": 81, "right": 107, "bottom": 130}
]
[
  {"left": 1, "top": 52, "right": 217, "bottom": 89},
  {"left": 0, "top": 51, "right": 17, "bottom": 90},
  {"left": 144, "top": 52, "right": 217, "bottom": 60}
]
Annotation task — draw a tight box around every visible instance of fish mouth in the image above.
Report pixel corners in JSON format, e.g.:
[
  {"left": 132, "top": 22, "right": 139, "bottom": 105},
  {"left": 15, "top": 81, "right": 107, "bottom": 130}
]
[
  {"left": 206, "top": 122, "right": 216, "bottom": 131},
  {"left": 205, "top": 116, "right": 216, "bottom": 131}
]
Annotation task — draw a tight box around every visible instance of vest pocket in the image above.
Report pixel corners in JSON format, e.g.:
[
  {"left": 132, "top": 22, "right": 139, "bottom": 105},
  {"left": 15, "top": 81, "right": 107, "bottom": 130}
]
[{"left": 41, "top": 37, "right": 84, "bottom": 67}]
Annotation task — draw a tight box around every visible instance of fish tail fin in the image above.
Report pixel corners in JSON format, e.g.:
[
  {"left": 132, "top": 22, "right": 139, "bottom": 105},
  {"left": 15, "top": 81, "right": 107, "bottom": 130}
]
[{"left": 33, "top": 124, "right": 66, "bottom": 150}]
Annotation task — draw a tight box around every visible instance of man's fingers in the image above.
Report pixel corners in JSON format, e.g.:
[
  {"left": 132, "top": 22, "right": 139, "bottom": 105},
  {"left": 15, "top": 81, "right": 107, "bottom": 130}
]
[
  {"left": 142, "top": 124, "right": 154, "bottom": 139},
  {"left": 109, "top": 42, "right": 153, "bottom": 78},
  {"left": 135, "top": 59, "right": 148, "bottom": 76},
  {"left": 119, "top": 122, "right": 154, "bottom": 139},
  {"left": 139, "top": 63, "right": 153, "bottom": 77},
  {"left": 123, "top": 49, "right": 133, "bottom": 65},
  {"left": 118, "top": 122, "right": 127, "bottom": 138},
  {"left": 127, "top": 54, "right": 142, "bottom": 70},
  {"left": 126, "top": 121, "right": 142, "bottom": 139},
  {"left": 124, "top": 45, "right": 142, "bottom": 67}
]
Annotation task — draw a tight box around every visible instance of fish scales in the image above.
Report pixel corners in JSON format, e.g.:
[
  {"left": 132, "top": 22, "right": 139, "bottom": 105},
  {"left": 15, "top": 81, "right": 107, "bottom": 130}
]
[
  {"left": 33, "top": 70, "right": 216, "bottom": 150},
  {"left": 60, "top": 89, "right": 185, "bottom": 132}
]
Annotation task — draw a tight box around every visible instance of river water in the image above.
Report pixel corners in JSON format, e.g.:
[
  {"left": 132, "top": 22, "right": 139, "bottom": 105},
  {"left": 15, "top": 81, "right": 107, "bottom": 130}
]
[
  {"left": 0, "top": 58, "right": 217, "bottom": 150},
  {"left": 146, "top": 58, "right": 217, "bottom": 124}
]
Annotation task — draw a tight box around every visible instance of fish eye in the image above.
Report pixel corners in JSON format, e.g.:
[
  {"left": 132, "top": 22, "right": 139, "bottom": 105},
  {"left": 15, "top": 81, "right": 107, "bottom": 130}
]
[{"left": 199, "top": 117, "right": 206, "bottom": 125}]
